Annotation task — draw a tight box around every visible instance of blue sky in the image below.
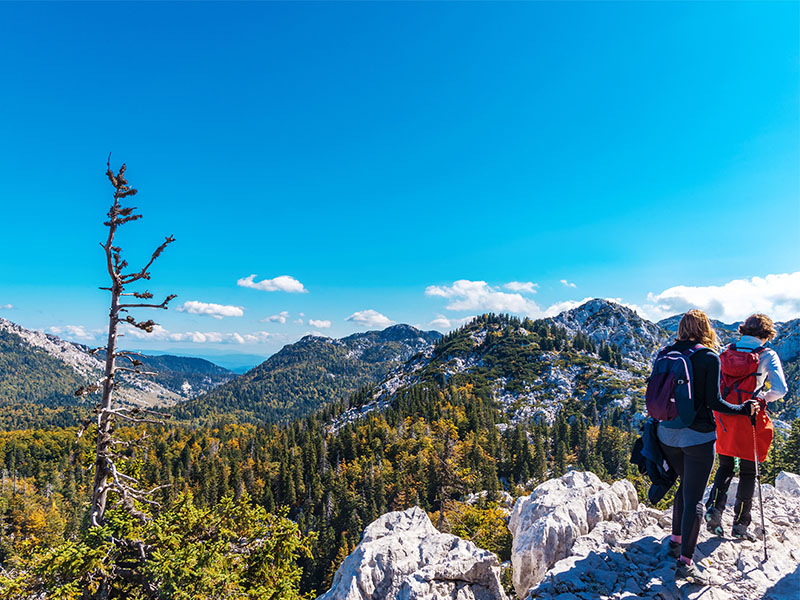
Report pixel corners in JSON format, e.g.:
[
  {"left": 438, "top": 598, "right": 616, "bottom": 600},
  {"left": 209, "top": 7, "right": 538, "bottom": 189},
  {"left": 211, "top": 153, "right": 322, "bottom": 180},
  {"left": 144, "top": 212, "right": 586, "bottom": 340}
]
[{"left": 0, "top": 1, "right": 798, "bottom": 360}]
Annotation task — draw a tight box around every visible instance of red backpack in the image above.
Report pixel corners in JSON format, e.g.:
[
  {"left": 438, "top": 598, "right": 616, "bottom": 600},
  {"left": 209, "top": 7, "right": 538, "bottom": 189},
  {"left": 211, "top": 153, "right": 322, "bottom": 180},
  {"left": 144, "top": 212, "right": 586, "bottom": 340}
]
[{"left": 715, "top": 344, "right": 773, "bottom": 462}]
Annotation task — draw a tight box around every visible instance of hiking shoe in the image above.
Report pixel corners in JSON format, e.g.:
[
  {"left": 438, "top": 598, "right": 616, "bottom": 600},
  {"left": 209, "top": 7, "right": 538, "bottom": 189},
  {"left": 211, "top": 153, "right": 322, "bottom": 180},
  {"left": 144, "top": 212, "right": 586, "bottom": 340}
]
[
  {"left": 704, "top": 507, "right": 723, "bottom": 536},
  {"left": 675, "top": 560, "right": 710, "bottom": 585},
  {"left": 732, "top": 523, "right": 758, "bottom": 542},
  {"left": 667, "top": 540, "right": 680, "bottom": 559}
]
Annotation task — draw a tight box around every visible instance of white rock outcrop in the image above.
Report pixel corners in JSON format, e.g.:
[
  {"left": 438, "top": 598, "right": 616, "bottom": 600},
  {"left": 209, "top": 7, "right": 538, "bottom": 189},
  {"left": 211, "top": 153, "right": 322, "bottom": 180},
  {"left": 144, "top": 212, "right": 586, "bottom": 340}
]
[
  {"left": 508, "top": 471, "right": 638, "bottom": 598},
  {"left": 318, "top": 506, "right": 508, "bottom": 600},
  {"left": 516, "top": 471, "right": 800, "bottom": 600},
  {"left": 775, "top": 471, "right": 800, "bottom": 496}
]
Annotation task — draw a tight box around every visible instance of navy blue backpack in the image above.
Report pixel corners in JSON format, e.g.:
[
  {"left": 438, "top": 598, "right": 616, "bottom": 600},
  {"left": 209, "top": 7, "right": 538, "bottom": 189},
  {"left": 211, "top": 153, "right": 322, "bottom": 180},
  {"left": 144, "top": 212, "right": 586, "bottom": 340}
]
[{"left": 645, "top": 344, "right": 706, "bottom": 428}]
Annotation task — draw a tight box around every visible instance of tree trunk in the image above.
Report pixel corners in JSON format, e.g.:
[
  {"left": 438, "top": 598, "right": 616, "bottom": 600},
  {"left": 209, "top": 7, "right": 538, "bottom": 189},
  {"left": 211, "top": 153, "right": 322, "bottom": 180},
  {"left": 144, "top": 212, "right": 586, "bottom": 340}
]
[{"left": 90, "top": 283, "right": 119, "bottom": 527}]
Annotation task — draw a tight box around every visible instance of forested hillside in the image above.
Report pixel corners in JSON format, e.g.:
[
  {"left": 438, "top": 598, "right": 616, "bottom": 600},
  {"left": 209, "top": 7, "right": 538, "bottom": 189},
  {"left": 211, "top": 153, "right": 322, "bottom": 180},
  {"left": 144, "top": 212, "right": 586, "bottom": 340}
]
[
  {"left": 0, "top": 318, "right": 235, "bottom": 430},
  {"left": 0, "top": 327, "right": 88, "bottom": 429},
  {"left": 96, "top": 351, "right": 236, "bottom": 397},
  {"left": 174, "top": 324, "right": 441, "bottom": 425},
  {"left": 334, "top": 305, "right": 650, "bottom": 432}
]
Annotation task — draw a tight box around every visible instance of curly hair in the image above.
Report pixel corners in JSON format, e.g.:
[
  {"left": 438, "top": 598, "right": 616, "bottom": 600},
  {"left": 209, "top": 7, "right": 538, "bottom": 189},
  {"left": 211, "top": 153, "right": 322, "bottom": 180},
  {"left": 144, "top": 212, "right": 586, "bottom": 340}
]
[
  {"left": 677, "top": 309, "right": 718, "bottom": 350},
  {"left": 739, "top": 313, "right": 777, "bottom": 341}
]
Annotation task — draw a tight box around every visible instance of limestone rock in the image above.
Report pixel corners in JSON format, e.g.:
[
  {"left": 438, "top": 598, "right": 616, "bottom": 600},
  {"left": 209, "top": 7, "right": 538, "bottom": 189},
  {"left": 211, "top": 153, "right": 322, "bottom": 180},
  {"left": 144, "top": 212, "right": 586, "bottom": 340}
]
[
  {"left": 517, "top": 471, "right": 800, "bottom": 600},
  {"left": 318, "top": 506, "right": 508, "bottom": 600},
  {"left": 508, "top": 471, "right": 638, "bottom": 598},
  {"left": 775, "top": 471, "right": 800, "bottom": 496}
]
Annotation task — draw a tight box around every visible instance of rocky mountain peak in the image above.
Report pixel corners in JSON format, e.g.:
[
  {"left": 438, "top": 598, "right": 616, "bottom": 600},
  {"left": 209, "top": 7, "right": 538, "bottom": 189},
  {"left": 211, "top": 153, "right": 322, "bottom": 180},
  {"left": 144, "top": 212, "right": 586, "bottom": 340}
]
[
  {"left": 375, "top": 323, "right": 440, "bottom": 344},
  {"left": 548, "top": 299, "right": 666, "bottom": 363},
  {"left": 770, "top": 318, "right": 800, "bottom": 363},
  {"left": 520, "top": 471, "right": 800, "bottom": 599}
]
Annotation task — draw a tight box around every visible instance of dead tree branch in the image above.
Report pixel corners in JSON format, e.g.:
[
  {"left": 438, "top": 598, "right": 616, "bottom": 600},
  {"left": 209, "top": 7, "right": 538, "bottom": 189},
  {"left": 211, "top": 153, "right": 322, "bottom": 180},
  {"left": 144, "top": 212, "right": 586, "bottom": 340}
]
[{"left": 77, "top": 158, "right": 177, "bottom": 528}]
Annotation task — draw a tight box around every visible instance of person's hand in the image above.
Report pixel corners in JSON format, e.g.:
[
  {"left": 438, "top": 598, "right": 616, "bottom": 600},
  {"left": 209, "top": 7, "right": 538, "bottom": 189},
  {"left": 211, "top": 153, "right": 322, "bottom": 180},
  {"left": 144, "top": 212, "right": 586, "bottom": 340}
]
[{"left": 743, "top": 399, "right": 759, "bottom": 417}]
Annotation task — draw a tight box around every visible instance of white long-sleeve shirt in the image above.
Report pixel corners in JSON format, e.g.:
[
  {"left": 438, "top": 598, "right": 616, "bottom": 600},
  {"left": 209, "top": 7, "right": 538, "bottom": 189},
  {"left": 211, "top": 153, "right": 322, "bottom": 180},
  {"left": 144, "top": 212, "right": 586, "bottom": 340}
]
[{"left": 735, "top": 335, "right": 788, "bottom": 403}]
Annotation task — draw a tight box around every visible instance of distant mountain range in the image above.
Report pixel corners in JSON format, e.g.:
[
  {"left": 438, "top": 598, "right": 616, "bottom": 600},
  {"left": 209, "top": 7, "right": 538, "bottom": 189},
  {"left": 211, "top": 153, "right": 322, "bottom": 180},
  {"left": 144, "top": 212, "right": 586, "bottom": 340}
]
[
  {"left": 171, "top": 324, "right": 442, "bottom": 425},
  {"left": 551, "top": 299, "right": 665, "bottom": 363},
  {"left": 0, "top": 317, "right": 235, "bottom": 429},
  {"left": 330, "top": 304, "right": 653, "bottom": 433},
  {"left": 136, "top": 350, "right": 269, "bottom": 373}
]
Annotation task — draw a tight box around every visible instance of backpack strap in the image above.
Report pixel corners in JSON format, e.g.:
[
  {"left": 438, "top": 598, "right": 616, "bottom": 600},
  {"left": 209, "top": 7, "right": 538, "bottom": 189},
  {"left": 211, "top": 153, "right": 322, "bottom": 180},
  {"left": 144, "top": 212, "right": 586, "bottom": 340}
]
[
  {"left": 684, "top": 343, "right": 710, "bottom": 357},
  {"left": 750, "top": 345, "right": 768, "bottom": 396},
  {"left": 731, "top": 344, "right": 766, "bottom": 356}
]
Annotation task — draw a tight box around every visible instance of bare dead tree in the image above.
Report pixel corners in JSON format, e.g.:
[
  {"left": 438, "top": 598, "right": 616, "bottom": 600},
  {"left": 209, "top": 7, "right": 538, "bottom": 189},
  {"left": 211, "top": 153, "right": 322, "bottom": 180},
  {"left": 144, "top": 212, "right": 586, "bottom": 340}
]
[{"left": 77, "top": 158, "right": 176, "bottom": 527}]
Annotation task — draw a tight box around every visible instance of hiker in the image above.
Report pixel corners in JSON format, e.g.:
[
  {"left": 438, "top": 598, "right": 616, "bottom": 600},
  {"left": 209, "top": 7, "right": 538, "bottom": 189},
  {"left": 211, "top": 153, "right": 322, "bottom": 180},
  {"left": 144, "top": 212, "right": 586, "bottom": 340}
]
[
  {"left": 705, "top": 313, "right": 788, "bottom": 541},
  {"left": 651, "top": 309, "right": 757, "bottom": 584}
]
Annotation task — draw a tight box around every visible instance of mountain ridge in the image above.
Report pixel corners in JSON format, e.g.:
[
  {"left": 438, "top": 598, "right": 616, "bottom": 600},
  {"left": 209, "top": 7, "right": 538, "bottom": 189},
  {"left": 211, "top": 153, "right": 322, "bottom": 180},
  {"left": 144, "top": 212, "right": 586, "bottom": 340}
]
[
  {"left": 331, "top": 299, "right": 800, "bottom": 431},
  {"left": 173, "top": 323, "right": 442, "bottom": 425},
  {"left": 0, "top": 317, "right": 235, "bottom": 429}
]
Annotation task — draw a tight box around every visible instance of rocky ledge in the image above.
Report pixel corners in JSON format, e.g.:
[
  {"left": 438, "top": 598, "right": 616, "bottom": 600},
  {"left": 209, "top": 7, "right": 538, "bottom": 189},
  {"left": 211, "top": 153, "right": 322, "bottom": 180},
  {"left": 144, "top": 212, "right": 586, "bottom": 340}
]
[
  {"left": 519, "top": 471, "right": 800, "bottom": 600},
  {"left": 318, "top": 471, "right": 800, "bottom": 600},
  {"left": 509, "top": 470, "right": 639, "bottom": 598},
  {"left": 318, "top": 505, "right": 507, "bottom": 600}
]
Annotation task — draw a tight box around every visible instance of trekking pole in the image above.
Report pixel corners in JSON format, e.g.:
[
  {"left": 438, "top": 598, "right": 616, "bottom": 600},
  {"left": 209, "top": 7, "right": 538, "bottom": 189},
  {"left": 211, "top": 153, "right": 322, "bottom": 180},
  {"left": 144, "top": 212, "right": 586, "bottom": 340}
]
[{"left": 750, "top": 411, "right": 768, "bottom": 562}]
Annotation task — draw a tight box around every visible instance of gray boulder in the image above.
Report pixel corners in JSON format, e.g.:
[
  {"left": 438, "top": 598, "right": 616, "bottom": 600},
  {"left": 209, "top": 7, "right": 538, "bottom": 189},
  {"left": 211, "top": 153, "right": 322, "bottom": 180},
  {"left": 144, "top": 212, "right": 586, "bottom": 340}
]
[
  {"left": 508, "top": 471, "right": 638, "bottom": 598},
  {"left": 775, "top": 471, "right": 800, "bottom": 496},
  {"left": 318, "top": 506, "right": 507, "bottom": 600}
]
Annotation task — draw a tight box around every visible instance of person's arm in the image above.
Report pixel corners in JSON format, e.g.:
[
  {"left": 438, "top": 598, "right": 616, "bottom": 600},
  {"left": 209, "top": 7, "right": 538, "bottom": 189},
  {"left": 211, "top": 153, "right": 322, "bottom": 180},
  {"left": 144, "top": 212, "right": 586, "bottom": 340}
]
[
  {"left": 701, "top": 351, "right": 750, "bottom": 415},
  {"left": 757, "top": 350, "right": 788, "bottom": 403}
]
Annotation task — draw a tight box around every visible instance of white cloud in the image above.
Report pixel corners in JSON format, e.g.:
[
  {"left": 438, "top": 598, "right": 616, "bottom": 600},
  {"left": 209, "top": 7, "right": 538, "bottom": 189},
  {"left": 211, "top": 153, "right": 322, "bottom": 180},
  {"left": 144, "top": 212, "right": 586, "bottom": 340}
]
[
  {"left": 428, "top": 314, "right": 476, "bottom": 331},
  {"left": 426, "top": 280, "right": 542, "bottom": 314},
  {"left": 504, "top": 281, "right": 538, "bottom": 294},
  {"left": 237, "top": 274, "right": 307, "bottom": 293},
  {"left": 120, "top": 323, "right": 275, "bottom": 344},
  {"left": 425, "top": 281, "right": 653, "bottom": 322},
  {"left": 294, "top": 318, "right": 304, "bottom": 325},
  {"left": 541, "top": 297, "right": 595, "bottom": 317},
  {"left": 560, "top": 279, "right": 577, "bottom": 288},
  {"left": 308, "top": 319, "right": 331, "bottom": 328},
  {"left": 48, "top": 325, "right": 103, "bottom": 341},
  {"left": 0, "top": 304, "right": 12, "bottom": 310},
  {"left": 642, "top": 272, "right": 800, "bottom": 323},
  {"left": 429, "top": 314, "right": 453, "bottom": 330},
  {"left": 346, "top": 309, "right": 395, "bottom": 329},
  {"left": 262, "top": 311, "right": 289, "bottom": 324},
  {"left": 178, "top": 300, "right": 244, "bottom": 319}
]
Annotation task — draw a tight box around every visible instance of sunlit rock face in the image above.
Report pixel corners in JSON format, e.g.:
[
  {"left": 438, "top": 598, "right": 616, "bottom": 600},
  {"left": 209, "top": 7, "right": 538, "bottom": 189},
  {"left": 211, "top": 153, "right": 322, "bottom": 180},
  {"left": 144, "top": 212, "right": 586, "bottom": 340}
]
[
  {"left": 511, "top": 471, "right": 800, "bottom": 600},
  {"left": 508, "top": 470, "right": 638, "bottom": 598},
  {"left": 317, "top": 506, "right": 507, "bottom": 600}
]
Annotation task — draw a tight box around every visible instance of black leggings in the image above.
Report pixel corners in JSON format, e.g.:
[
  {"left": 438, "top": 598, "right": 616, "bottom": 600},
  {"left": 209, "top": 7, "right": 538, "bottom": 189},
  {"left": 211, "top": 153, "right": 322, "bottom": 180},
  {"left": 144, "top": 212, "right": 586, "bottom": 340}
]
[
  {"left": 706, "top": 454, "right": 756, "bottom": 527},
  {"left": 658, "top": 440, "right": 716, "bottom": 560}
]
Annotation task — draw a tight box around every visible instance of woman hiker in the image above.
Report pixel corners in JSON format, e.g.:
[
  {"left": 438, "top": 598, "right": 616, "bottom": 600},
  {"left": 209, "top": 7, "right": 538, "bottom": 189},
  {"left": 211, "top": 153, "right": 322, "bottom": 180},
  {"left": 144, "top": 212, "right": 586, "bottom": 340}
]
[
  {"left": 704, "top": 313, "right": 788, "bottom": 541},
  {"left": 655, "top": 310, "right": 757, "bottom": 584}
]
